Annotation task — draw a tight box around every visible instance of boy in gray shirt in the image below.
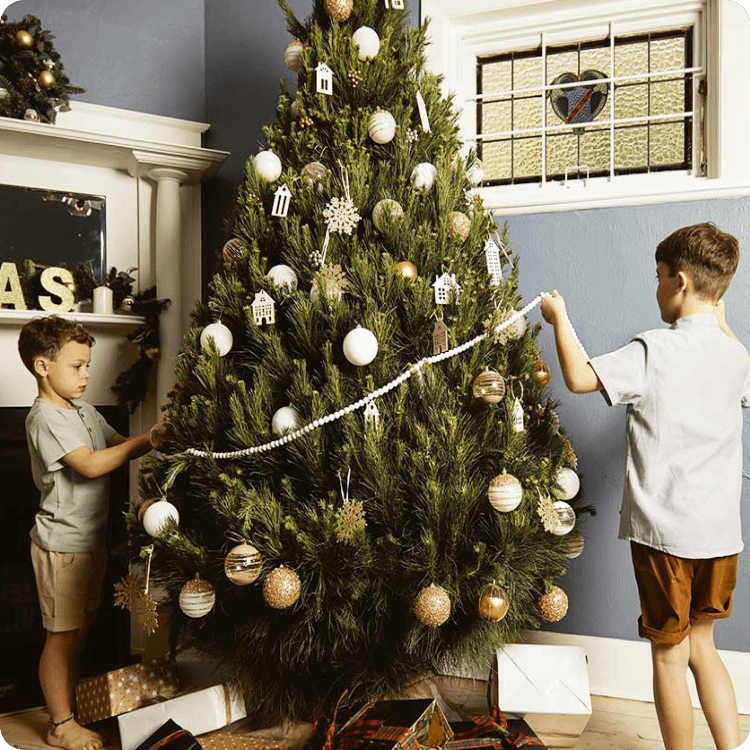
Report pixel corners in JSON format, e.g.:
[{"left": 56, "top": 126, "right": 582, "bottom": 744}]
[
  {"left": 18, "top": 316, "right": 154, "bottom": 750},
  {"left": 541, "top": 223, "right": 749, "bottom": 750}
]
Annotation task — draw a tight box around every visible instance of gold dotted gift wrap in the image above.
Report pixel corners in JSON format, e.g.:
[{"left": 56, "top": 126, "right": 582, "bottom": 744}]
[{"left": 74, "top": 658, "right": 180, "bottom": 725}]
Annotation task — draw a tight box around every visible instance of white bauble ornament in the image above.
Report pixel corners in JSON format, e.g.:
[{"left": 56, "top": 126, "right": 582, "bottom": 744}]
[
  {"left": 352, "top": 26, "right": 380, "bottom": 60},
  {"left": 142, "top": 500, "right": 180, "bottom": 537},
  {"left": 24, "top": 109, "right": 40, "bottom": 122},
  {"left": 466, "top": 159, "right": 484, "bottom": 186},
  {"left": 179, "top": 575, "right": 215, "bottom": 618},
  {"left": 200, "top": 322, "right": 233, "bottom": 357},
  {"left": 343, "top": 326, "right": 378, "bottom": 366},
  {"left": 488, "top": 472, "right": 523, "bottom": 512},
  {"left": 368, "top": 110, "right": 396, "bottom": 144},
  {"left": 224, "top": 542, "right": 263, "bottom": 585},
  {"left": 551, "top": 500, "right": 576, "bottom": 536},
  {"left": 411, "top": 162, "right": 437, "bottom": 192},
  {"left": 553, "top": 467, "right": 580, "bottom": 500},
  {"left": 254, "top": 151, "right": 283, "bottom": 182},
  {"left": 0, "top": 88, "right": 8, "bottom": 99},
  {"left": 272, "top": 406, "right": 301, "bottom": 436},
  {"left": 284, "top": 39, "right": 304, "bottom": 72},
  {"left": 267, "top": 264, "right": 298, "bottom": 291}
]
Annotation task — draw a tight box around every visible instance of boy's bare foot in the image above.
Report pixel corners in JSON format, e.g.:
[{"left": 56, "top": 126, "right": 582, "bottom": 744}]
[{"left": 46, "top": 716, "right": 105, "bottom": 750}]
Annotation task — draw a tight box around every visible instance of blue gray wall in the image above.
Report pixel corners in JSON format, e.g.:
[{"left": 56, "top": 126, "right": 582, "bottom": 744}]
[{"left": 6, "top": 0, "right": 747, "bottom": 653}]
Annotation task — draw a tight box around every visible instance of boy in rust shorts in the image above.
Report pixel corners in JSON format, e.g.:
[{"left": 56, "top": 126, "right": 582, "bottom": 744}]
[
  {"left": 541, "top": 223, "right": 749, "bottom": 750},
  {"left": 18, "top": 316, "right": 153, "bottom": 750}
]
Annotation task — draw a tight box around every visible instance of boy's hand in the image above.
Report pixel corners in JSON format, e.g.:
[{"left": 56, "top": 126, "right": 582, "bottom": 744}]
[{"left": 541, "top": 290, "right": 567, "bottom": 326}]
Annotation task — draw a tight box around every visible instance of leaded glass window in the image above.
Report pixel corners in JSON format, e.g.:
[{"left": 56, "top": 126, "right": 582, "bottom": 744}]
[{"left": 476, "top": 29, "right": 696, "bottom": 185}]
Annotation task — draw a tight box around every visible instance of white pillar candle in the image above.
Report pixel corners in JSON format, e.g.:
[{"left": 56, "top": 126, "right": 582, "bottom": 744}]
[{"left": 93, "top": 285, "right": 113, "bottom": 314}]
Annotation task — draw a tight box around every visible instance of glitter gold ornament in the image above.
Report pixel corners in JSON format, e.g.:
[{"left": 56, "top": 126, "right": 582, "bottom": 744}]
[
  {"left": 488, "top": 471, "right": 523, "bottom": 512},
  {"left": 414, "top": 585, "right": 451, "bottom": 627},
  {"left": 16, "top": 30, "right": 34, "bottom": 48},
  {"left": 395, "top": 260, "right": 418, "bottom": 281},
  {"left": 222, "top": 238, "right": 244, "bottom": 264},
  {"left": 478, "top": 583, "right": 509, "bottom": 622},
  {"left": 473, "top": 369, "right": 505, "bottom": 403},
  {"left": 564, "top": 528, "right": 584, "bottom": 559},
  {"left": 179, "top": 574, "right": 216, "bottom": 618},
  {"left": 38, "top": 70, "right": 56, "bottom": 89},
  {"left": 537, "top": 585, "right": 569, "bottom": 622},
  {"left": 263, "top": 565, "right": 301, "bottom": 609},
  {"left": 224, "top": 542, "right": 263, "bottom": 585},
  {"left": 323, "top": 0, "right": 353, "bottom": 22},
  {"left": 532, "top": 359, "right": 551, "bottom": 386},
  {"left": 448, "top": 211, "right": 471, "bottom": 243}
]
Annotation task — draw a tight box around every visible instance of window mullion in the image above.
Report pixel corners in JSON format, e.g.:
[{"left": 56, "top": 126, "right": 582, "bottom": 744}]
[
  {"left": 610, "top": 24, "right": 616, "bottom": 179},
  {"left": 542, "top": 32, "right": 548, "bottom": 185}
]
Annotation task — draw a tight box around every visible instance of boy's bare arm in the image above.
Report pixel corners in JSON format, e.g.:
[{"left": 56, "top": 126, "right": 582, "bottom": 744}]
[
  {"left": 62, "top": 432, "right": 152, "bottom": 479},
  {"left": 541, "top": 291, "right": 602, "bottom": 394}
]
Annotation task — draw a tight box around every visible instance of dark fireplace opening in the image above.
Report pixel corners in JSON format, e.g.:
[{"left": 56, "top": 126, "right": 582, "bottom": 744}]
[{"left": 1, "top": 406, "right": 132, "bottom": 713}]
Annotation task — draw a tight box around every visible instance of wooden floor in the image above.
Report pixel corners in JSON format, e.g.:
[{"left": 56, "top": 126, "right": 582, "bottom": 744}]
[{"left": 0, "top": 697, "right": 748, "bottom": 750}]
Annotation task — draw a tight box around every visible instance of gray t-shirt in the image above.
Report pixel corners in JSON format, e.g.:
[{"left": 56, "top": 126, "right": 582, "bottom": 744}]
[
  {"left": 589, "top": 314, "right": 750, "bottom": 559},
  {"left": 26, "top": 398, "right": 117, "bottom": 552}
]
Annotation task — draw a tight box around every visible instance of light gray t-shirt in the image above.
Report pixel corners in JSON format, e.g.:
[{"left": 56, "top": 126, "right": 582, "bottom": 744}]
[
  {"left": 26, "top": 398, "right": 117, "bottom": 552},
  {"left": 589, "top": 314, "right": 750, "bottom": 559}
]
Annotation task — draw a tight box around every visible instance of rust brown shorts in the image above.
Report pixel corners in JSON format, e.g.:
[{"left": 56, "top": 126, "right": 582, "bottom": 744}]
[{"left": 630, "top": 541, "right": 738, "bottom": 646}]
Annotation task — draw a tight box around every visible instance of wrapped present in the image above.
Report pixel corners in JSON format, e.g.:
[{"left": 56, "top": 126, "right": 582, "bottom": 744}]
[
  {"left": 336, "top": 698, "right": 453, "bottom": 750},
  {"left": 198, "top": 731, "right": 283, "bottom": 750},
  {"left": 446, "top": 710, "right": 546, "bottom": 749},
  {"left": 75, "top": 658, "right": 180, "bottom": 725},
  {"left": 134, "top": 719, "right": 201, "bottom": 750},
  {"left": 118, "top": 683, "right": 247, "bottom": 750}
]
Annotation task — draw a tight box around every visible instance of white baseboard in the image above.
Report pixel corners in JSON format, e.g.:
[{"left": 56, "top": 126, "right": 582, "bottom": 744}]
[{"left": 521, "top": 631, "right": 750, "bottom": 714}]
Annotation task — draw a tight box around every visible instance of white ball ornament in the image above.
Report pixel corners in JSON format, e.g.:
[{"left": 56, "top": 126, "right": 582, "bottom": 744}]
[
  {"left": 267, "top": 264, "right": 298, "bottom": 291},
  {"left": 343, "top": 326, "right": 378, "bottom": 366},
  {"left": 368, "top": 110, "right": 396, "bottom": 144},
  {"left": 254, "top": 151, "right": 283, "bottom": 182},
  {"left": 488, "top": 472, "right": 523, "bottom": 512},
  {"left": 411, "top": 162, "right": 437, "bottom": 192},
  {"left": 200, "top": 322, "right": 233, "bottom": 357},
  {"left": 553, "top": 467, "right": 580, "bottom": 500},
  {"left": 179, "top": 575, "right": 216, "bottom": 618},
  {"left": 551, "top": 500, "right": 576, "bottom": 536},
  {"left": 466, "top": 159, "right": 484, "bottom": 186},
  {"left": 272, "top": 406, "right": 301, "bottom": 436},
  {"left": 143, "top": 500, "right": 180, "bottom": 537},
  {"left": 352, "top": 26, "right": 380, "bottom": 60}
]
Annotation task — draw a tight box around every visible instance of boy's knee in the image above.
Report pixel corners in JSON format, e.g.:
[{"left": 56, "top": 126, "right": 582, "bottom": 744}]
[{"left": 652, "top": 639, "right": 690, "bottom": 669}]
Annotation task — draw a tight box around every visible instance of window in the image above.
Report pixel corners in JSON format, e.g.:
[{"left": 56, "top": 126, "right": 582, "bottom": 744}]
[{"left": 422, "top": 0, "right": 750, "bottom": 213}]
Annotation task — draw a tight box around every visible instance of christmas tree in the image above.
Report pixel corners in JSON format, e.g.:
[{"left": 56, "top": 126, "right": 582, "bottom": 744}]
[{"left": 127, "top": 0, "right": 589, "bottom": 721}]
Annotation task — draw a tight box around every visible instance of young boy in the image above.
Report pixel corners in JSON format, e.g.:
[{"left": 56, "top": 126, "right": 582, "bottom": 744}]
[
  {"left": 541, "top": 223, "right": 749, "bottom": 750},
  {"left": 18, "top": 315, "right": 154, "bottom": 750}
]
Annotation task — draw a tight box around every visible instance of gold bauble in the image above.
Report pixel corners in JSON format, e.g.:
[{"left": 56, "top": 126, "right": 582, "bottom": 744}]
[
  {"left": 179, "top": 574, "right": 216, "bottom": 618},
  {"left": 149, "top": 422, "right": 170, "bottom": 451},
  {"left": 224, "top": 542, "right": 262, "bottom": 586},
  {"left": 323, "top": 0, "right": 353, "bottom": 22},
  {"left": 532, "top": 359, "right": 551, "bottom": 386},
  {"left": 448, "top": 211, "right": 471, "bottom": 243},
  {"left": 222, "top": 238, "right": 244, "bottom": 264},
  {"left": 16, "top": 30, "right": 34, "bottom": 48},
  {"left": 395, "top": 260, "right": 418, "bottom": 281},
  {"left": 145, "top": 346, "right": 161, "bottom": 362},
  {"left": 472, "top": 368, "right": 505, "bottom": 403},
  {"left": 263, "top": 565, "right": 301, "bottom": 609},
  {"left": 38, "top": 70, "right": 56, "bottom": 89},
  {"left": 564, "top": 528, "right": 585, "bottom": 559},
  {"left": 414, "top": 585, "right": 451, "bottom": 627},
  {"left": 478, "top": 583, "right": 510, "bottom": 622},
  {"left": 537, "top": 585, "right": 569, "bottom": 622},
  {"left": 284, "top": 39, "right": 305, "bottom": 72},
  {"left": 488, "top": 471, "right": 523, "bottom": 512}
]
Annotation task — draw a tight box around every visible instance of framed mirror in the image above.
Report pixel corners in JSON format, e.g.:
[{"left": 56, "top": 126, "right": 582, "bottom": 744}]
[{"left": 0, "top": 183, "right": 106, "bottom": 278}]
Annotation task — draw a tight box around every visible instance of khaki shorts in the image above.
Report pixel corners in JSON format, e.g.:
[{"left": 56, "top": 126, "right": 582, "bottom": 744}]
[
  {"left": 630, "top": 541, "right": 737, "bottom": 646},
  {"left": 30, "top": 539, "right": 107, "bottom": 632}
]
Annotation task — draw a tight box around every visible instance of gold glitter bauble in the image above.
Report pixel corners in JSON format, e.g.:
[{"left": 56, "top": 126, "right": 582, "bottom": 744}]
[
  {"left": 224, "top": 542, "right": 263, "bottom": 586},
  {"left": 532, "top": 359, "right": 551, "bottom": 386},
  {"left": 472, "top": 369, "right": 505, "bottom": 404},
  {"left": 263, "top": 565, "right": 301, "bottom": 609},
  {"left": 16, "top": 30, "right": 34, "bottom": 48},
  {"left": 478, "top": 583, "right": 510, "bottom": 622},
  {"left": 179, "top": 574, "right": 216, "bottom": 618},
  {"left": 38, "top": 70, "right": 56, "bottom": 89},
  {"left": 448, "top": 211, "right": 471, "bottom": 243},
  {"left": 414, "top": 585, "right": 451, "bottom": 627},
  {"left": 323, "top": 0, "right": 353, "bottom": 22},
  {"left": 222, "top": 238, "right": 244, "bottom": 264},
  {"left": 488, "top": 471, "right": 523, "bottom": 512},
  {"left": 564, "top": 528, "right": 585, "bottom": 559},
  {"left": 395, "top": 260, "right": 418, "bottom": 281},
  {"left": 537, "top": 585, "right": 569, "bottom": 622}
]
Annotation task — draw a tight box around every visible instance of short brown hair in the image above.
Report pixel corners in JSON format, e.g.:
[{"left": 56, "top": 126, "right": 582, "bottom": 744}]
[
  {"left": 18, "top": 315, "right": 95, "bottom": 374},
  {"left": 655, "top": 223, "right": 739, "bottom": 301}
]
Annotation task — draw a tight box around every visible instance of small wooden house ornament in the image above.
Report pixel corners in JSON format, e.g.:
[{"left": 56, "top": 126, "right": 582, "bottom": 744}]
[
  {"left": 385, "top": 0, "right": 404, "bottom": 8},
  {"left": 251, "top": 290, "right": 276, "bottom": 326},
  {"left": 433, "top": 273, "right": 460, "bottom": 305},
  {"left": 271, "top": 184, "right": 292, "bottom": 218},
  {"left": 316, "top": 63, "right": 333, "bottom": 96},
  {"left": 433, "top": 318, "right": 449, "bottom": 355},
  {"left": 364, "top": 400, "right": 380, "bottom": 433},
  {"left": 484, "top": 238, "right": 503, "bottom": 286}
]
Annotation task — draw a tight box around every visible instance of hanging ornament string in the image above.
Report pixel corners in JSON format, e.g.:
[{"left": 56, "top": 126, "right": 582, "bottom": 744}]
[{"left": 183, "top": 292, "right": 587, "bottom": 459}]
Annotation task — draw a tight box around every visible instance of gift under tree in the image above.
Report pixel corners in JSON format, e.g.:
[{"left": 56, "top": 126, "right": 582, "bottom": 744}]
[{"left": 125, "top": 0, "right": 590, "bottom": 721}]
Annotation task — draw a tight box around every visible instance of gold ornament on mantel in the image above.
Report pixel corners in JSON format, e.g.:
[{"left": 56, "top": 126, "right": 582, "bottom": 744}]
[
  {"left": 477, "top": 582, "right": 510, "bottom": 622},
  {"left": 16, "top": 30, "right": 34, "bottom": 48},
  {"left": 323, "top": 0, "right": 353, "bottom": 22},
  {"left": 414, "top": 584, "right": 451, "bottom": 627},
  {"left": 263, "top": 565, "right": 301, "bottom": 609},
  {"left": 537, "top": 585, "right": 569, "bottom": 622},
  {"left": 38, "top": 70, "right": 56, "bottom": 89}
]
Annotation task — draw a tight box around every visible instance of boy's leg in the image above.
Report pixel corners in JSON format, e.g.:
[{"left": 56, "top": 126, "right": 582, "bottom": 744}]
[
  {"left": 689, "top": 619, "right": 740, "bottom": 750},
  {"left": 651, "top": 637, "right": 693, "bottom": 750}
]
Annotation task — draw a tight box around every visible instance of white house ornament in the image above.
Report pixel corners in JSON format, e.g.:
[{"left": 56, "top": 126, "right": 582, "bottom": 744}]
[
  {"left": 364, "top": 399, "right": 381, "bottom": 433},
  {"left": 142, "top": 500, "right": 180, "bottom": 537},
  {"left": 411, "top": 162, "right": 437, "bottom": 192},
  {"left": 251, "top": 290, "right": 276, "bottom": 325},
  {"left": 254, "top": 150, "right": 283, "bottom": 182},
  {"left": 384, "top": 0, "right": 404, "bottom": 8},
  {"left": 224, "top": 542, "right": 263, "bottom": 585},
  {"left": 284, "top": 39, "right": 305, "bottom": 72},
  {"left": 488, "top": 472, "right": 523, "bottom": 512},
  {"left": 352, "top": 26, "right": 380, "bottom": 60},
  {"left": 553, "top": 467, "right": 580, "bottom": 500},
  {"left": 316, "top": 63, "right": 333, "bottom": 96},
  {"left": 512, "top": 398, "right": 525, "bottom": 432},
  {"left": 368, "top": 109, "right": 397, "bottom": 144},
  {"left": 272, "top": 406, "right": 301, "bottom": 436},
  {"left": 271, "top": 184, "right": 292, "bottom": 217},
  {"left": 267, "top": 264, "right": 297, "bottom": 291},
  {"left": 343, "top": 326, "right": 378, "bottom": 366},
  {"left": 484, "top": 238, "right": 503, "bottom": 286},
  {"left": 433, "top": 273, "right": 460, "bottom": 305},
  {"left": 200, "top": 321, "right": 234, "bottom": 356},
  {"left": 179, "top": 575, "right": 215, "bottom": 618}
]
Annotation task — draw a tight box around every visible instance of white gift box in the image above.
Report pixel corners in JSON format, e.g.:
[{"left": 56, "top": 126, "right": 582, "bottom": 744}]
[
  {"left": 490, "top": 644, "right": 592, "bottom": 748},
  {"left": 117, "top": 683, "right": 247, "bottom": 750}
]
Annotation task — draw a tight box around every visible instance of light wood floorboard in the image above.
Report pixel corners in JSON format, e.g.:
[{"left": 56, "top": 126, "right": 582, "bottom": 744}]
[{"left": 0, "top": 698, "right": 748, "bottom": 750}]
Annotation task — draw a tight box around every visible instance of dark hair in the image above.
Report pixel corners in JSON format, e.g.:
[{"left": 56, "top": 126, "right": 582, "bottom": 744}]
[
  {"left": 18, "top": 315, "right": 95, "bottom": 374},
  {"left": 655, "top": 222, "right": 739, "bottom": 301}
]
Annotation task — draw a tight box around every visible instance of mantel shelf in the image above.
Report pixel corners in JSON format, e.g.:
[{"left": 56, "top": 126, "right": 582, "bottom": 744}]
[{"left": 0, "top": 309, "right": 146, "bottom": 327}]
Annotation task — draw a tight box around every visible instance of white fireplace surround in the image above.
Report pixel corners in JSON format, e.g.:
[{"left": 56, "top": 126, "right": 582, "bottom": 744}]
[{"left": 0, "top": 102, "right": 228, "bottom": 426}]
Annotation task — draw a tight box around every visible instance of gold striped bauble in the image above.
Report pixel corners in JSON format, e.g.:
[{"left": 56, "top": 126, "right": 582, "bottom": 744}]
[
  {"left": 488, "top": 471, "right": 523, "bottom": 512},
  {"left": 564, "top": 528, "right": 584, "bottom": 559},
  {"left": 224, "top": 542, "right": 262, "bottom": 586},
  {"left": 179, "top": 574, "right": 215, "bottom": 618},
  {"left": 473, "top": 368, "right": 505, "bottom": 403}
]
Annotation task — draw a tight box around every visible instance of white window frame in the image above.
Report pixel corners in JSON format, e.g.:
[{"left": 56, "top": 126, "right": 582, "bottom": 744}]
[{"left": 421, "top": 0, "right": 750, "bottom": 215}]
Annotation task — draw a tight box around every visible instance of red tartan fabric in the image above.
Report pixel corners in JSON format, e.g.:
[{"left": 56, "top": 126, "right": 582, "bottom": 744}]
[
  {"left": 335, "top": 716, "right": 422, "bottom": 750},
  {"left": 443, "top": 709, "right": 544, "bottom": 750}
]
